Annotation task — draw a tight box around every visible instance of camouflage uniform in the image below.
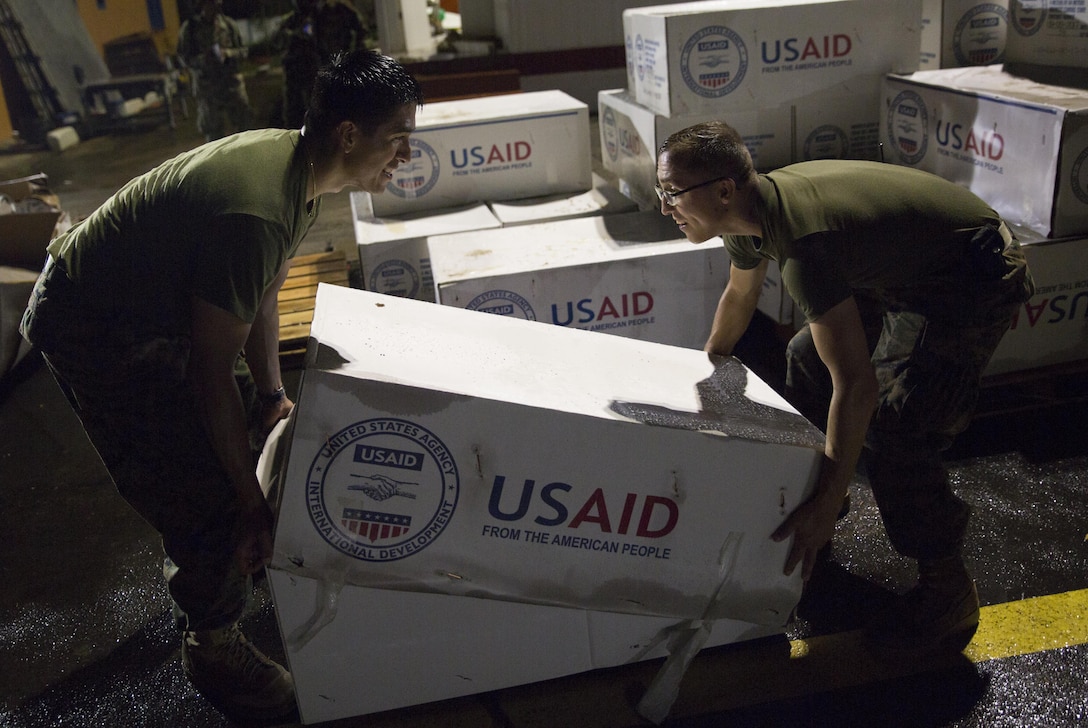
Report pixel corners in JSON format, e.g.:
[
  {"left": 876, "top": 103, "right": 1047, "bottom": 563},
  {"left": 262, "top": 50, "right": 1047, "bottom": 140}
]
[
  {"left": 785, "top": 233, "right": 1029, "bottom": 560},
  {"left": 178, "top": 5, "right": 252, "bottom": 141},
  {"left": 20, "top": 129, "right": 316, "bottom": 632},
  {"left": 723, "top": 161, "right": 1034, "bottom": 564},
  {"left": 22, "top": 257, "right": 265, "bottom": 630}
]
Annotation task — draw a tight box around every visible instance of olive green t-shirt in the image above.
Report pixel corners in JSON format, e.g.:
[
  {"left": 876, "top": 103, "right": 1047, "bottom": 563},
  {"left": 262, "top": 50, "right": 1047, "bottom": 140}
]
[
  {"left": 724, "top": 160, "right": 1003, "bottom": 322},
  {"left": 47, "top": 128, "right": 319, "bottom": 333}
]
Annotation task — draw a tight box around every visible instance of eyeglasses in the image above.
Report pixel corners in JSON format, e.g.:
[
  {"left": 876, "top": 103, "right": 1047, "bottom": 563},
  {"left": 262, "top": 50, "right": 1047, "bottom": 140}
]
[{"left": 654, "top": 176, "right": 728, "bottom": 206}]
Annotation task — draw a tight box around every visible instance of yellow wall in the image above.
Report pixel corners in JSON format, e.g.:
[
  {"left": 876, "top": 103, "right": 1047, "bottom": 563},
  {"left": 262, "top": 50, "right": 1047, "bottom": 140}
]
[
  {"left": 76, "top": 0, "right": 182, "bottom": 60},
  {"left": 0, "top": 90, "right": 12, "bottom": 145}
]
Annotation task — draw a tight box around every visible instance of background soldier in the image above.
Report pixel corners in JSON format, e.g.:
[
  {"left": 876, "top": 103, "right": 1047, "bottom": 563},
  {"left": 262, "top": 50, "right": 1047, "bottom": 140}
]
[
  {"left": 178, "top": 0, "right": 253, "bottom": 141},
  {"left": 275, "top": 0, "right": 368, "bottom": 129}
]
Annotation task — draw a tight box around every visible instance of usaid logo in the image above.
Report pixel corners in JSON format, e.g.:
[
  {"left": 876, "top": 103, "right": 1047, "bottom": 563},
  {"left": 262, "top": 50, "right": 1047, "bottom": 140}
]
[
  {"left": 368, "top": 258, "right": 420, "bottom": 299},
  {"left": 306, "top": 418, "right": 459, "bottom": 562},
  {"left": 887, "top": 90, "right": 929, "bottom": 165},
  {"left": 953, "top": 4, "right": 1009, "bottom": 66},
  {"left": 602, "top": 106, "right": 619, "bottom": 163},
  {"left": 466, "top": 289, "right": 537, "bottom": 320},
  {"left": 803, "top": 124, "right": 849, "bottom": 160},
  {"left": 681, "top": 25, "right": 748, "bottom": 98},
  {"left": 635, "top": 34, "right": 646, "bottom": 83},
  {"left": 1009, "top": 1, "right": 1047, "bottom": 36},
  {"left": 387, "top": 138, "right": 440, "bottom": 199}
]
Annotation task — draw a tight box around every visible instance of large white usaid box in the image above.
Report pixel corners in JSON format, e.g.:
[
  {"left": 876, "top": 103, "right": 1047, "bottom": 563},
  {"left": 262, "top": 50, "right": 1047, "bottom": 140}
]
[
  {"left": 265, "top": 285, "right": 823, "bottom": 723},
  {"left": 919, "top": 0, "right": 1011, "bottom": 70},
  {"left": 362, "top": 90, "right": 592, "bottom": 217},
  {"left": 623, "top": 0, "right": 922, "bottom": 118},
  {"left": 351, "top": 192, "right": 502, "bottom": 302},
  {"left": 881, "top": 65, "right": 1088, "bottom": 238},
  {"left": 984, "top": 224, "right": 1088, "bottom": 376},
  {"left": 429, "top": 210, "right": 728, "bottom": 349},
  {"left": 1006, "top": 0, "right": 1088, "bottom": 69},
  {"left": 598, "top": 88, "right": 884, "bottom": 210},
  {"left": 487, "top": 172, "right": 639, "bottom": 226}
]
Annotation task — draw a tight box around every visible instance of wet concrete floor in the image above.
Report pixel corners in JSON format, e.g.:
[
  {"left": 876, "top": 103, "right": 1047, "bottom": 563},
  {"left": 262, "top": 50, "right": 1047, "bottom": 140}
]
[{"left": 1, "top": 99, "right": 1086, "bottom": 728}]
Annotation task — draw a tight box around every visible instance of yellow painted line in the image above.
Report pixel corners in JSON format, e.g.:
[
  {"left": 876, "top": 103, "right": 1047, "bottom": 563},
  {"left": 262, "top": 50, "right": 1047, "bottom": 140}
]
[
  {"left": 665, "top": 588, "right": 1088, "bottom": 719},
  {"left": 490, "top": 589, "right": 1088, "bottom": 726},
  {"left": 788, "top": 587, "right": 1088, "bottom": 666},
  {"left": 965, "top": 587, "right": 1088, "bottom": 661}
]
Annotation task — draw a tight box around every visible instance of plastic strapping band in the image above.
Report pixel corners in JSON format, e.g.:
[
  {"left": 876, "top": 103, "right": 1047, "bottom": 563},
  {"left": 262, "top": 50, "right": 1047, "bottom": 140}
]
[
  {"left": 636, "top": 531, "right": 743, "bottom": 725},
  {"left": 286, "top": 561, "right": 349, "bottom": 652}
]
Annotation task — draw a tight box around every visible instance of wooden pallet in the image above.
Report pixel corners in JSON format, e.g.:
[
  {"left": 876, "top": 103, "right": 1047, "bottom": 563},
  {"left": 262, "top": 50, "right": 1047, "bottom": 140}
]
[{"left": 277, "top": 250, "right": 349, "bottom": 363}]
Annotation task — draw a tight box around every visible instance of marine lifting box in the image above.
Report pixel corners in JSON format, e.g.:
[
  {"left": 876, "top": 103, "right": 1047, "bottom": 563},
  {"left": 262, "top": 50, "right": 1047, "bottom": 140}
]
[
  {"left": 262, "top": 284, "right": 824, "bottom": 724},
  {"left": 429, "top": 210, "right": 728, "bottom": 350},
  {"left": 362, "top": 90, "right": 592, "bottom": 217},
  {"left": 622, "top": 0, "right": 921, "bottom": 118},
  {"left": 881, "top": 65, "right": 1088, "bottom": 238}
]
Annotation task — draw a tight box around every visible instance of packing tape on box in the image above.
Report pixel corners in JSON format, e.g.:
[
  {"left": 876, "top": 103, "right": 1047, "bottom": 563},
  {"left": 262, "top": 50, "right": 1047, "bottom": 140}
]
[
  {"left": 636, "top": 531, "right": 743, "bottom": 725},
  {"left": 286, "top": 560, "right": 349, "bottom": 652}
]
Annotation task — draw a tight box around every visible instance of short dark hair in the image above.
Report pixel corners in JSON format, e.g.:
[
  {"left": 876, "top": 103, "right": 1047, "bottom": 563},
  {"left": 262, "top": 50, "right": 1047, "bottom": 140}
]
[
  {"left": 659, "top": 121, "right": 755, "bottom": 186},
  {"left": 305, "top": 50, "right": 425, "bottom": 139}
]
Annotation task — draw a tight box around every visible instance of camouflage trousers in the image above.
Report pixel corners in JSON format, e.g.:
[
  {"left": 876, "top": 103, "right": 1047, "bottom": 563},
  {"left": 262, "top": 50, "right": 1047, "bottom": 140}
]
[
  {"left": 21, "top": 257, "right": 264, "bottom": 631},
  {"left": 192, "top": 72, "right": 252, "bottom": 142},
  {"left": 784, "top": 234, "right": 1032, "bottom": 562}
]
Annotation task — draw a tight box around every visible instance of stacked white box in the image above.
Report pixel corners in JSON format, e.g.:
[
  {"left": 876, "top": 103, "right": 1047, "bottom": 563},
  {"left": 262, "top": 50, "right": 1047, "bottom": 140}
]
[
  {"left": 599, "top": 87, "right": 884, "bottom": 210},
  {"left": 429, "top": 210, "right": 728, "bottom": 350},
  {"left": 487, "top": 173, "right": 638, "bottom": 226},
  {"left": 984, "top": 224, "right": 1088, "bottom": 377},
  {"left": 881, "top": 65, "right": 1088, "bottom": 238},
  {"left": 264, "top": 284, "right": 823, "bottom": 723},
  {"left": 623, "top": 0, "right": 921, "bottom": 118},
  {"left": 351, "top": 193, "right": 501, "bottom": 302},
  {"left": 1006, "top": 0, "right": 1088, "bottom": 69},
  {"left": 367, "top": 90, "right": 592, "bottom": 217},
  {"left": 920, "top": 0, "right": 1011, "bottom": 70}
]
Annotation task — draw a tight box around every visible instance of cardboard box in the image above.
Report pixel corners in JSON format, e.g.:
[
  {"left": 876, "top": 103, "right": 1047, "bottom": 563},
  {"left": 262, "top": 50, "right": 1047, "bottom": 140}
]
[
  {"left": 881, "top": 65, "right": 1088, "bottom": 238},
  {"left": 264, "top": 284, "right": 823, "bottom": 723},
  {"left": 0, "top": 266, "right": 39, "bottom": 377},
  {"left": 0, "top": 177, "right": 67, "bottom": 271},
  {"left": 920, "top": 0, "right": 1011, "bottom": 70},
  {"left": 623, "top": 0, "right": 921, "bottom": 118},
  {"left": 365, "top": 90, "right": 592, "bottom": 217},
  {"left": 1006, "top": 0, "right": 1088, "bottom": 69},
  {"left": 984, "top": 224, "right": 1088, "bottom": 376},
  {"left": 267, "top": 571, "right": 783, "bottom": 724},
  {"left": 598, "top": 87, "right": 883, "bottom": 210},
  {"left": 429, "top": 210, "right": 728, "bottom": 349},
  {"left": 352, "top": 194, "right": 502, "bottom": 302},
  {"left": 487, "top": 172, "right": 638, "bottom": 226}
]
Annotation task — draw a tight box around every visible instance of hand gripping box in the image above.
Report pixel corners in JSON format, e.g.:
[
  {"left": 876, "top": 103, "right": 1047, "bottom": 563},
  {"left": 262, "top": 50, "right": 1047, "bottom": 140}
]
[
  {"left": 364, "top": 90, "right": 592, "bottom": 217},
  {"left": 984, "top": 224, "right": 1088, "bottom": 377},
  {"left": 351, "top": 192, "right": 502, "bottom": 302},
  {"left": 622, "top": 0, "right": 921, "bottom": 118},
  {"left": 263, "top": 284, "right": 823, "bottom": 723},
  {"left": 428, "top": 210, "right": 728, "bottom": 350},
  {"left": 919, "top": 0, "right": 1011, "bottom": 70},
  {"left": 598, "top": 87, "right": 884, "bottom": 210},
  {"left": 881, "top": 65, "right": 1088, "bottom": 238}
]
